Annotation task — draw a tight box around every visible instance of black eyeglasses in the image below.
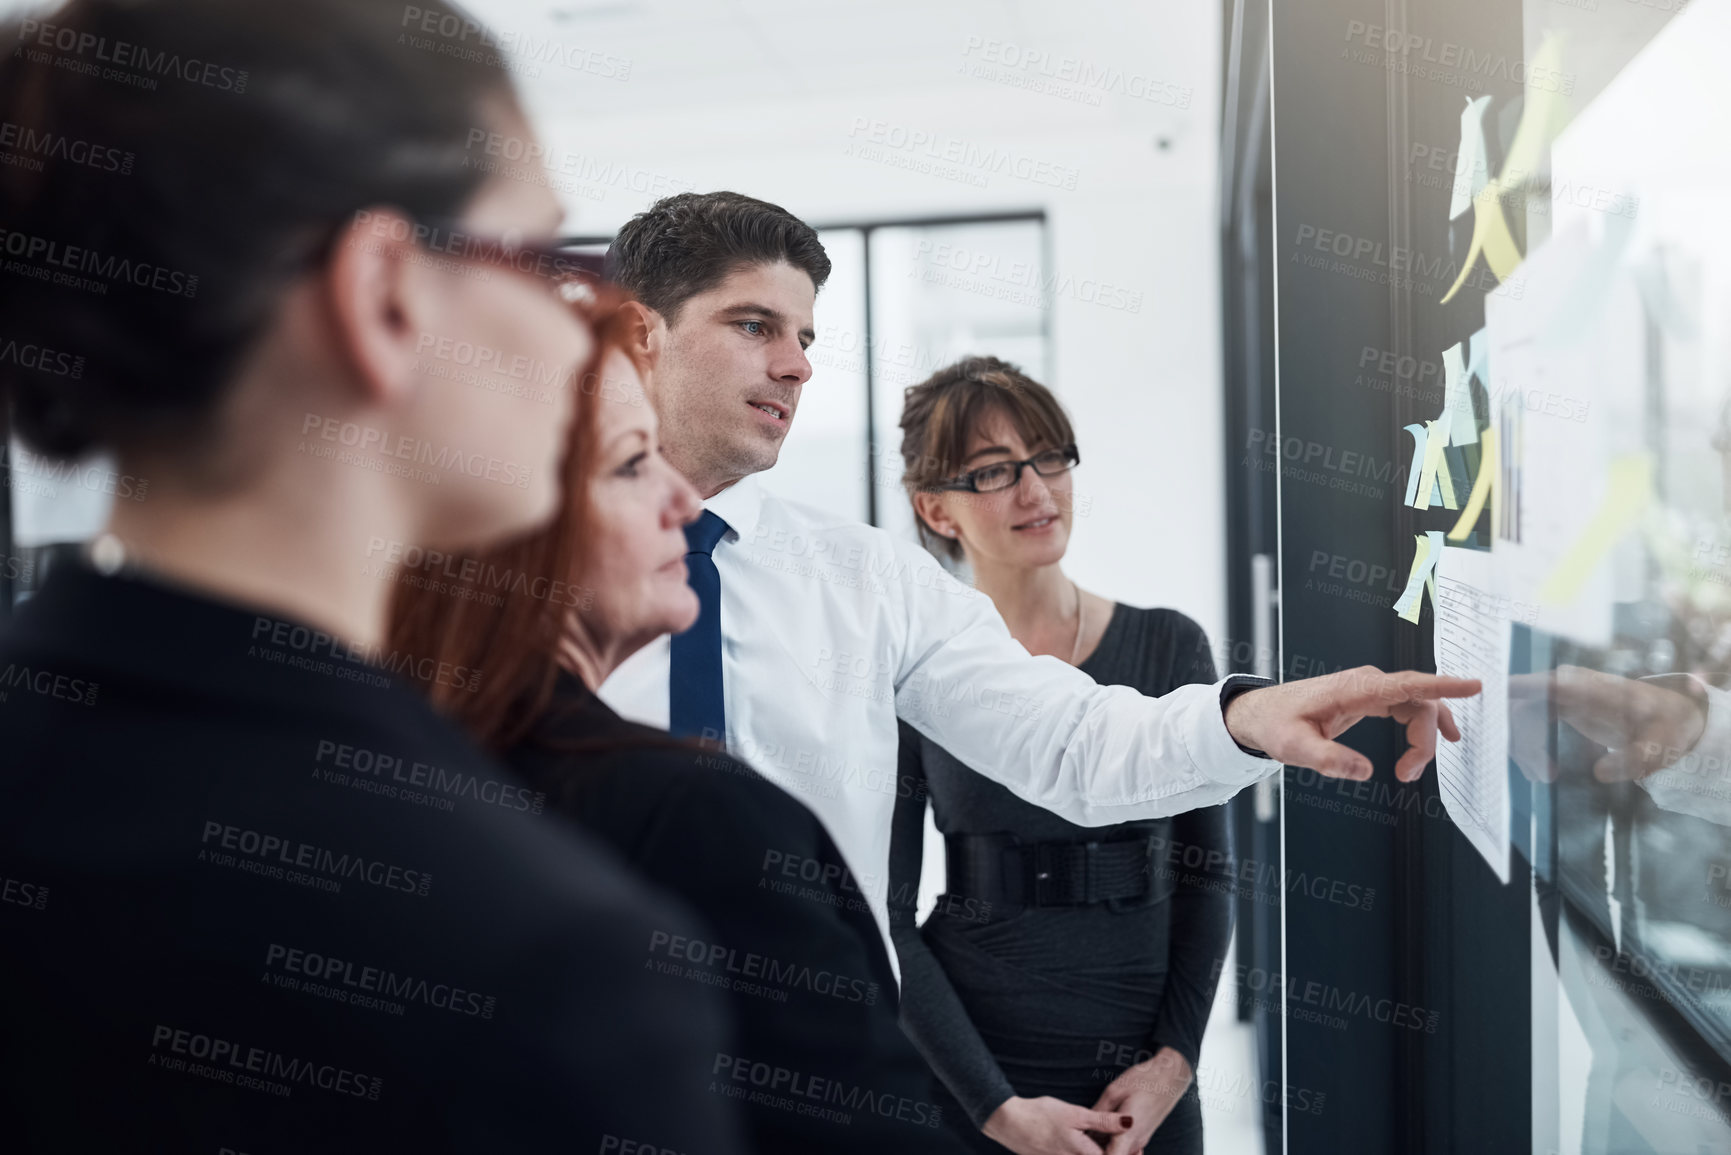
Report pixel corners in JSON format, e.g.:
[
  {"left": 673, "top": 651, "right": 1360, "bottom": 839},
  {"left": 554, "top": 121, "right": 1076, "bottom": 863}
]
[{"left": 930, "top": 444, "right": 1080, "bottom": 493}]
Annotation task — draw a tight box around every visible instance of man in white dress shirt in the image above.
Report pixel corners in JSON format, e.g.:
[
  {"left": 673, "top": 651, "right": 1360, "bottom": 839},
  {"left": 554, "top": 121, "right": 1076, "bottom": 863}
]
[{"left": 596, "top": 190, "right": 1479, "bottom": 959}]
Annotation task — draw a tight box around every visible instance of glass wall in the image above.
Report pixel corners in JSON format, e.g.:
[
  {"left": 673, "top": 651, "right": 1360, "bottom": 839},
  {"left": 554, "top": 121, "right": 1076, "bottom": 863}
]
[{"left": 1263, "top": 0, "right": 1730, "bottom": 1148}]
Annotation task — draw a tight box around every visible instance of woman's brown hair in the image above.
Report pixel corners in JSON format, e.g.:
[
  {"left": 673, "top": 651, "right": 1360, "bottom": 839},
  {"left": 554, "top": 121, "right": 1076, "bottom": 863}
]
[
  {"left": 386, "top": 286, "right": 638, "bottom": 751},
  {"left": 898, "top": 355, "right": 1077, "bottom": 561}
]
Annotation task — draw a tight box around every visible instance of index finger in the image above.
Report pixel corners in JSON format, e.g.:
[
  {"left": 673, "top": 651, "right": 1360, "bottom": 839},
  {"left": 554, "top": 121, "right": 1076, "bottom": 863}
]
[{"left": 1327, "top": 669, "right": 1482, "bottom": 715}]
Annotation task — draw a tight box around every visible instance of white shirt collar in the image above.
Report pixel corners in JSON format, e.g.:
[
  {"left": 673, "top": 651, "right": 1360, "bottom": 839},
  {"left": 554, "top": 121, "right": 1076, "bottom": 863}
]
[{"left": 703, "top": 473, "right": 766, "bottom": 543}]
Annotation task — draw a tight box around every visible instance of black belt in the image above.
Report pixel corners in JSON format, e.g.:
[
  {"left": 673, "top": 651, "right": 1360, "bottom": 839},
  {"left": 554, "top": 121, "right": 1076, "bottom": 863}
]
[{"left": 944, "top": 829, "right": 1175, "bottom": 911}]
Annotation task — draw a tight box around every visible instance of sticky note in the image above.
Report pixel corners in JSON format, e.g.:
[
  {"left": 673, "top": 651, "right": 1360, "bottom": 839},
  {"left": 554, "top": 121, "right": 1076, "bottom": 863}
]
[
  {"left": 1403, "top": 423, "right": 1428, "bottom": 506},
  {"left": 1440, "top": 185, "right": 1524, "bottom": 304},
  {"left": 1439, "top": 34, "right": 1572, "bottom": 304},
  {"left": 1442, "top": 342, "right": 1479, "bottom": 447},
  {"left": 1539, "top": 454, "right": 1653, "bottom": 605},
  {"left": 1448, "top": 427, "right": 1499, "bottom": 542},
  {"left": 1395, "top": 531, "right": 1447, "bottom": 623},
  {"left": 1450, "top": 95, "right": 1495, "bottom": 222},
  {"left": 1415, "top": 419, "right": 1459, "bottom": 510}
]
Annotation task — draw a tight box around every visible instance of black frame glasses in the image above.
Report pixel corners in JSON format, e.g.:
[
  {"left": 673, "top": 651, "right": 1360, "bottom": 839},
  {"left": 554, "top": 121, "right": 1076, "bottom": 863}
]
[{"left": 929, "top": 444, "right": 1080, "bottom": 493}]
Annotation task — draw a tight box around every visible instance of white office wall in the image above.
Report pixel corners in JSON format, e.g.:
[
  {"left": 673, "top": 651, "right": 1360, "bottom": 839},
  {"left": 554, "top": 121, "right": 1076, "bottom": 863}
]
[
  {"left": 510, "top": 0, "right": 1232, "bottom": 645},
  {"left": 0, "top": 0, "right": 1229, "bottom": 641}
]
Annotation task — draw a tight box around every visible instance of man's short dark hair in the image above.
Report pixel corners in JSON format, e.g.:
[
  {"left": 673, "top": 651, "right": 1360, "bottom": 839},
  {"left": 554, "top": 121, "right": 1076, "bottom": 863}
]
[{"left": 604, "top": 191, "right": 831, "bottom": 326}]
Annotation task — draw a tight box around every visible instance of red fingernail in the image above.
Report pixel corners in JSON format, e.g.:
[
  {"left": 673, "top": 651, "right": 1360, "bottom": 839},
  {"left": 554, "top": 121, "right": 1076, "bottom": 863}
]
[{"left": 1121, "top": 1115, "right": 1134, "bottom": 1127}]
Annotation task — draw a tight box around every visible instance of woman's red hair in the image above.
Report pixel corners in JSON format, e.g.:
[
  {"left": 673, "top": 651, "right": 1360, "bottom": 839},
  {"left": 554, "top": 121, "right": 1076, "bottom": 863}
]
[{"left": 386, "top": 287, "right": 645, "bottom": 751}]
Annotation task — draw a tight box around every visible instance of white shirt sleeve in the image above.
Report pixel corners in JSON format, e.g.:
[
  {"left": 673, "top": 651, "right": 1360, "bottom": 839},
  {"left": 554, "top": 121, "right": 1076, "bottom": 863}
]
[
  {"left": 889, "top": 539, "right": 1278, "bottom": 825},
  {"left": 1636, "top": 676, "right": 1731, "bottom": 826}
]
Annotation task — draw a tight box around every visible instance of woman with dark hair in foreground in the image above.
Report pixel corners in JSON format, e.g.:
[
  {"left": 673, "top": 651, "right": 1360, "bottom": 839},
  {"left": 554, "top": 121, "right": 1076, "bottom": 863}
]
[
  {"left": 0, "top": 1, "right": 738, "bottom": 1151},
  {"left": 388, "top": 302, "right": 1023, "bottom": 1155}
]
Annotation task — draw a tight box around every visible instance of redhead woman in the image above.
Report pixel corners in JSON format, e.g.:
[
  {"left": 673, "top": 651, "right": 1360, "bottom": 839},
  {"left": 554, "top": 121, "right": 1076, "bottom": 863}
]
[{"left": 388, "top": 302, "right": 980, "bottom": 1155}]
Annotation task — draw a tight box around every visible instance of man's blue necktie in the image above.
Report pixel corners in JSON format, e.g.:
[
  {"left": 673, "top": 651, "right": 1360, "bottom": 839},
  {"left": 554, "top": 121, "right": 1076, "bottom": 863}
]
[{"left": 669, "top": 509, "right": 730, "bottom": 747}]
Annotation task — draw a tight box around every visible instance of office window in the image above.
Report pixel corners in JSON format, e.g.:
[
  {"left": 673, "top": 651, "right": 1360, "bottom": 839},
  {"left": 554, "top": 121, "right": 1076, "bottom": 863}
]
[{"left": 763, "top": 216, "right": 1050, "bottom": 537}]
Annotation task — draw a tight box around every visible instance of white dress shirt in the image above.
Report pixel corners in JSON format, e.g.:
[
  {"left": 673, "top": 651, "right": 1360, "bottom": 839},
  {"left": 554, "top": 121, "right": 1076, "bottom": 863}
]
[{"left": 599, "top": 474, "right": 1279, "bottom": 970}]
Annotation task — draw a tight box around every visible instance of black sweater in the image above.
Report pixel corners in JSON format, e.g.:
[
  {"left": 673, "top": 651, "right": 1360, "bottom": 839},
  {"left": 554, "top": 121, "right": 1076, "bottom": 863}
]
[
  {"left": 887, "top": 604, "right": 1236, "bottom": 1127},
  {"left": 507, "top": 671, "right": 969, "bottom": 1155},
  {"left": 0, "top": 562, "right": 740, "bottom": 1154}
]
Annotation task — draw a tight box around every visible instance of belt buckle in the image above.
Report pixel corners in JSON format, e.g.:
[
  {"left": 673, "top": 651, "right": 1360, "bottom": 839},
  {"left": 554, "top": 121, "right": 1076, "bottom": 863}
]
[
  {"left": 1105, "top": 835, "right": 1160, "bottom": 912},
  {"left": 1029, "top": 841, "right": 1059, "bottom": 906}
]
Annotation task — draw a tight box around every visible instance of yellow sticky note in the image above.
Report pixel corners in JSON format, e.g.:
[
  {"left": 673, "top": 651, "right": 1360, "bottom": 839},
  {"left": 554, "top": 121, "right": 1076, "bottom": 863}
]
[
  {"left": 1539, "top": 454, "right": 1653, "bottom": 605},
  {"left": 1494, "top": 34, "right": 1572, "bottom": 191},
  {"left": 1395, "top": 532, "right": 1445, "bottom": 624},
  {"left": 1438, "top": 34, "right": 1572, "bottom": 304},
  {"left": 1435, "top": 445, "right": 1459, "bottom": 511},
  {"left": 1440, "top": 184, "right": 1524, "bottom": 304},
  {"left": 1397, "top": 536, "right": 1432, "bottom": 623},
  {"left": 1447, "top": 428, "right": 1499, "bottom": 542}
]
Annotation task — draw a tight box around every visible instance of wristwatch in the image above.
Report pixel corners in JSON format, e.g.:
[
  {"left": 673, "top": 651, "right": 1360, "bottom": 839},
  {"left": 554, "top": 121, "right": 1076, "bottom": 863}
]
[{"left": 1220, "top": 674, "right": 1276, "bottom": 757}]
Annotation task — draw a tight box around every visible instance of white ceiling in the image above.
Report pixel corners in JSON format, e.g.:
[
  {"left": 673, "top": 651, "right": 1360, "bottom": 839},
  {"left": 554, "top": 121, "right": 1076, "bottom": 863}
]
[
  {"left": 466, "top": 0, "right": 1216, "bottom": 144},
  {"left": 467, "top": 0, "right": 1208, "bottom": 114}
]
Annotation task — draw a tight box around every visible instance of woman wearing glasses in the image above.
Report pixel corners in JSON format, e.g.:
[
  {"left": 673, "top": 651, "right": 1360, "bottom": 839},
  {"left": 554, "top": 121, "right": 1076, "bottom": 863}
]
[
  {"left": 0, "top": 0, "right": 735, "bottom": 1150},
  {"left": 889, "top": 356, "right": 1235, "bottom": 1155}
]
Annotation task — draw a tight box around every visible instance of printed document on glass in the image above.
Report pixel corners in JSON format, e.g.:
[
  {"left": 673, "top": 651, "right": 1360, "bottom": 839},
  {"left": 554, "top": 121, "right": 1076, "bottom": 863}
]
[{"left": 1433, "top": 546, "right": 1512, "bottom": 883}]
